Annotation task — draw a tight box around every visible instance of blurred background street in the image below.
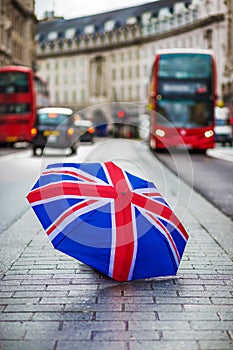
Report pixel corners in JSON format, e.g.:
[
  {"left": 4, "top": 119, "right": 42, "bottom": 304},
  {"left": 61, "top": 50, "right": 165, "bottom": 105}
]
[{"left": 0, "top": 1, "right": 233, "bottom": 349}]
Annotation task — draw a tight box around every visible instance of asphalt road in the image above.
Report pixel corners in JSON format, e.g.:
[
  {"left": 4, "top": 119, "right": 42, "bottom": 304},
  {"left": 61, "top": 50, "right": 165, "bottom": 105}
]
[
  {"left": 154, "top": 149, "right": 233, "bottom": 220},
  {"left": 0, "top": 139, "right": 232, "bottom": 234}
]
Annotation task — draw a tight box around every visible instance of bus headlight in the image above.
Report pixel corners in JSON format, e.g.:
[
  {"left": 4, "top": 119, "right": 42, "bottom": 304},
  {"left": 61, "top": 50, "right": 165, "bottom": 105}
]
[
  {"left": 204, "top": 130, "right": 214, "bottom": 138},
  {"left": 155, "top": 129, "right": 165, "bottom": 137}
]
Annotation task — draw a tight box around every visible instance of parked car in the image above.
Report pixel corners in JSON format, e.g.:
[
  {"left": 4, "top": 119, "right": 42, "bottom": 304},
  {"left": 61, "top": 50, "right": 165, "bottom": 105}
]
[
  {"left": 74, "top": 119, "right": 95, "bottom": 142},
  {"left": 31, "top": 107, "right": 79, "bottom": 156},
  {"left": 214, "top": 106, "right": 232, "bottom": 147}
]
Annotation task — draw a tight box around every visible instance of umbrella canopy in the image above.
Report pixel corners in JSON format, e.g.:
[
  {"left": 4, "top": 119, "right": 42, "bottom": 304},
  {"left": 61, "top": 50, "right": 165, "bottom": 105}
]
[{"left": 27, "top": 161, "right": 188, "bottom": 282}]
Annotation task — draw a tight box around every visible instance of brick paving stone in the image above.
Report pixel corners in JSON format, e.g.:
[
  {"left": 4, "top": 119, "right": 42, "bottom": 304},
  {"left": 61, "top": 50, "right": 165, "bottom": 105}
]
[
  {"left": 124, "top": 304, "right": 182, "bottom": 312},
  {"left": 24, "top": 329, "right": 91, "bottom": 340},
  {"left": 190, "top": 320, "right": 233, "bottom": 331},
  {"left": 129, "top": 340, "right": 199, "bottom": 350},
  {"left": 56, "top": 340, "right": 128, "bottom": 350},
  {"left": 95, "top": 311, "right": 157, "bottom": 321},
  {"left": 128, "top": 320, "right": 191, "bottom": 331},
  {"left": 32, "top": 311, "right": 93, "bottom": 321},
  {"left": 0, "top": 297, "right": 40, "bottom": 305},
  {"left": 0, "top": 340, "right": 55, "bottom": 350},
  {"left": 0, "top": 312, "right": 33, "bottom": 321},
  {"left": 158, "top": 311, "right": 219, "bottom": 321},
  {"left": 92, "top": 330, "right": 160, "bottom": 341},
  {"left": 4, "top": 304, "right": 65, "bottom": 313},
  {"left": 39, "top": 296, "right": 97, "bottom": 304},
  {"left": 64, "top": 303, "right": 122, "bottom": 312},
  {"left": 198, "top": 340, "right": 233, "bottom": 350},
  {"left": 162, "top": 330, "right": 230, "bottom": 340}
]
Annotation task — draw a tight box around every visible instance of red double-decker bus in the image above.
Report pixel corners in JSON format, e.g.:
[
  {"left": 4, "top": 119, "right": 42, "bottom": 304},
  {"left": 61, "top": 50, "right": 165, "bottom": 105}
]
[
  {"left": 0, "top": 66, "right": 49, "bottom": 144},
  {"left": 148, "top": 49, "right": 217, "bottom": 151}
]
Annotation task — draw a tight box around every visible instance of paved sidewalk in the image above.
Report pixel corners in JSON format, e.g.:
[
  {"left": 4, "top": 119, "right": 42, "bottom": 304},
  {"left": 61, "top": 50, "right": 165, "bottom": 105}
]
[
  {"left": 0, "top": 154, "right": 233, "bottom": 350},
  {"left": 207, "top": 145, "right": 233, "bottom": 162}
]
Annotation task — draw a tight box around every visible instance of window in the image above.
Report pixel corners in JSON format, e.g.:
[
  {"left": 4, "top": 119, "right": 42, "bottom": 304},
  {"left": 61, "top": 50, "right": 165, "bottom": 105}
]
[
  {"left": 126, "top": 16, "right": 137, "bottom": 25},
  {"left": 174, "top": 2, "right": 186, "bottom": 14},
  {"left": 128, "top": 67, "right": 132, "bottom": 79},
  {"left": 128, "top": 86, "right": 132, "bottom": 99},
  {"left": 55, "top": 91, "right": 59, "bottom": 103},
  {"left": 104, "top": 20, "right": 115, "bottom": 31},
  {"left": 84, "top": 25, "right": 95, "bottom": 34},
  {"left": 112, "top": 69, "right": 116, "bottom": 80},
  {"left": 81, "top": 89, "right": 85, "bottom": 101},
  {"left": 158, "top": 7, "right": 171, "bottom": 19},
  {"left": 121, "top": 87, "right": 125, "bottom": 100},
  {"left": 65, "top": 28, "right": 75, "bottom": 39},
  {"left": 64, "top": 91, "right": 68, "bottom": 103},
  {"left": 142, "top": 12, "right": 152, "bottom": 25},
  {"left": 72, "top": 91, "right": 77, "bottom": 103},
  {"left": 48, "top": 31, "right": 57, "bottom": 41}
]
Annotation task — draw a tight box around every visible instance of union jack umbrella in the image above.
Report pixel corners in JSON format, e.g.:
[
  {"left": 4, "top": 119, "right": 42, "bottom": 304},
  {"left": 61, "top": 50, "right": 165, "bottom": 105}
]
[{"left": 27, "top": 161, "right": 188, "bottom": 282}]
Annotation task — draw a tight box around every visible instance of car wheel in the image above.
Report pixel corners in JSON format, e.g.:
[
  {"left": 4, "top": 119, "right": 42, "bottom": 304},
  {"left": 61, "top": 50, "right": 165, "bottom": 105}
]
[
  {"left": 32, "top": 147, "right": 37, "bottom": 156},
  {"left": 70, "top": 145, "right": 77, "bottom": 155}
]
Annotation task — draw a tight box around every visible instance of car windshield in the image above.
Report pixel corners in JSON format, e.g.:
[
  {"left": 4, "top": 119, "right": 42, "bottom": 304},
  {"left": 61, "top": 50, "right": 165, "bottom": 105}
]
[{"left": 37, "top": 112, "right": 70, "bottom": 126}]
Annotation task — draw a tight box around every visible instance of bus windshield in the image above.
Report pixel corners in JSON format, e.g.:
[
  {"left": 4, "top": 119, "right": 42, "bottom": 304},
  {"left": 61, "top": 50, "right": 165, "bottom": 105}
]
[
  {"left": 0, "top": 72, "right": 29, "bottom": 93},
  {"left": 157, "top": 99, "right": 213, "bottom": 128},
  {"left": 158, "top": 53, "right": 212, "bottom": 79}
]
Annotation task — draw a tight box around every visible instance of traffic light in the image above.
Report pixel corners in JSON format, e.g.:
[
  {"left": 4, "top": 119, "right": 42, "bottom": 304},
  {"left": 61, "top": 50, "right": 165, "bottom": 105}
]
[{"left": 117, "top": 110, "right": 125, "bottom": 118}]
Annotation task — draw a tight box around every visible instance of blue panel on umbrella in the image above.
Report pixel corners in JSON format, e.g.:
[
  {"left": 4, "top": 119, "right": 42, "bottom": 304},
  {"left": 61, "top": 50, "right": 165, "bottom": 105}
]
[
  {"left": 32, "top": 198, "right": 84, "bottom": 230},
  {"left": 125, "top": 171, "right": 156, "bottom": 191},
  {"left": 53, "top": 232, "right": 112, "bottom": 276}
]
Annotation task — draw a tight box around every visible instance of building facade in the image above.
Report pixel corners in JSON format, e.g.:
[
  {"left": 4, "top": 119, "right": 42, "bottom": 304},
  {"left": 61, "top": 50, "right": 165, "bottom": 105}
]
[
  {"left": 36, "top": 0, "right": 233, "bottom": 120},
  {"left": 0, "top": 0, "right": 37, "bottom": 68}
]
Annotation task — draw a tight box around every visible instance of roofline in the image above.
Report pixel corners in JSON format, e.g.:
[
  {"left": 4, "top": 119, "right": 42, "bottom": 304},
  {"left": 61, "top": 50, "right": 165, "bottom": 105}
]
[
  {"left": 37, "top": 107, "right": 73, "bottom": 114},
  {"left": 0, "top": 66, "right": 33, "bottom": 73},
  {"left": 156, "top": 48, "right": 215, "bottom": 55}
]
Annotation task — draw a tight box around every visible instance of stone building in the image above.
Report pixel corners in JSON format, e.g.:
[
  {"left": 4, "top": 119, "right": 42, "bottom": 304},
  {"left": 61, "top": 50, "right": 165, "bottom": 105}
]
[
  {"left": 222, "top": 0, "right": 233, "bottom": 107},
  {"left": 36, "top": 0, "right": 233, "bottom": 120},
  {"left": 0, "top": 0, "right": 37, "bottom": 68}
]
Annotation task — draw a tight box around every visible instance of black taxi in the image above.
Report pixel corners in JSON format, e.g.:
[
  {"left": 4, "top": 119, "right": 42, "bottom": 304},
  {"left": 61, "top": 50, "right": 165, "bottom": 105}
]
[{"left": 31, "top": 107, "right": 79, "bottom": 156}]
